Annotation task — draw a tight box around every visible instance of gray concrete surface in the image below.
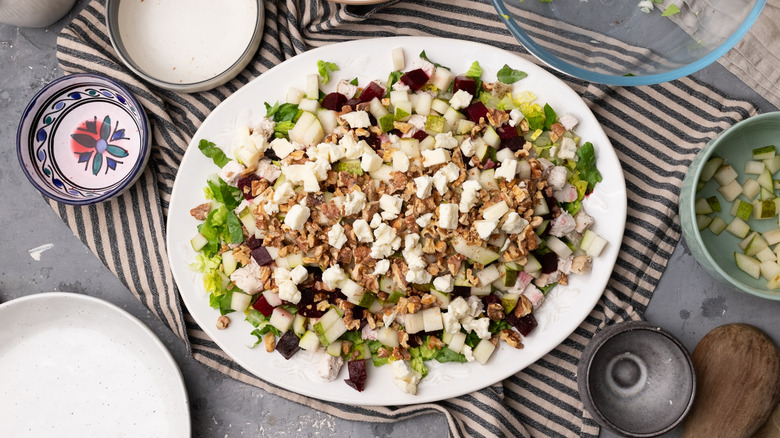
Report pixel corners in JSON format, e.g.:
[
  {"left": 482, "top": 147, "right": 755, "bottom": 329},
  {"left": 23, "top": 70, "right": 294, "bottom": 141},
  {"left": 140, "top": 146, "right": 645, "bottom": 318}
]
[{"left": 1, "top": 1, "right": 779, "bottom": 437}]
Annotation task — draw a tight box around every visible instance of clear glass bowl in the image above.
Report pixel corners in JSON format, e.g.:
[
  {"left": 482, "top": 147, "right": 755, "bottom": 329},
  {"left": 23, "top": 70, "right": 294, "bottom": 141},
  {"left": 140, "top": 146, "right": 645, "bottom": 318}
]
[{"left": 492, "top": 0, "right": 766, "bottom": 85}]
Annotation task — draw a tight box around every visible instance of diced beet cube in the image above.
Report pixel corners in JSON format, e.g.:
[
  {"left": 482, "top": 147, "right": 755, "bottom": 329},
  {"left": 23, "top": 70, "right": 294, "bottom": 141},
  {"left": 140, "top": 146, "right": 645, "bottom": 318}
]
[
  {"left": 251, "top": 246, "right": 274, "bottom": 266},
  {"left": 411, "top": 130, "right": 429, "bottom": 141},
  {"left": 501, "top": 136, "right": 526, "bottom": 152},
  {"left": 453, "top": 76, "right": 477, "bottom": 96},
  {"left": 344, "top": 360, "right": 368, "bottom": 392},
  {"left": 358, "top": 82, "right": 385, "bottom": 103},
  {"left": 252, "top": 295, "right": 274, "bottom": 317},
  {"left": 496, "top": 124, "right": 519, "bottom": 140},
  {"left": 365, "top": 133, "right": 381, "bottom": 150},
  {"left": 514, "top": 313, "right": 538, "bottom": 337},
  {"left": 321, "top": 92, "right": 347, "bottom": 111},
  {"left": 237, "top": 173, "right": 261, "bottom": 201},
  {"left": 537, "top": 252, "right": 559, "bottom": 274},
  {"left": 400, "top": 68, "right": 430, "bottom": 91},
  {"left": 296, "top": 289, "right": 325, "bottom": 318},
  {"left": 276, "top": 331, "right": 301, "bottom": 360},
  {"left": 451, "top": 285, "right": 471, "bottom": 300},
  {"left": 247, "top": 235, "right": 263, "bottom": 250},
  {"left": 482, "top": 294, "right": 501, "bottom": 308},
  {"left": 344, "top": 98, "right": 361, "bottom": 109},
  {"left": 463, "top": 102, "right": 489, "bottom": 123}
]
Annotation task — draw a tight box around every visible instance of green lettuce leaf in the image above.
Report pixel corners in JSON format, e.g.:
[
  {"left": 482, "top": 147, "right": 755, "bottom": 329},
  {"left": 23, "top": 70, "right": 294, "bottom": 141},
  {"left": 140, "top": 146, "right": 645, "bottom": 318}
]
[
  {"left": 496, "top": 64, "right": 528, "bottom": 84},
  {"left": 464, "top": 61, "right": 482, "bottom": 78},
  {"left": 543, "top": 103, "right": 558, "bottom": 130},
  {"left": 575, "top": 142, "right": 603, "bottom": 194},
  {"left": 419, "top": 50, "right": 450, "bottom": 71},
  {"left": 317, "top": 60, "right": 339, "bottom": 85},
  {"left": 198, "top": 139, "right": 230, "bottom": 168}
]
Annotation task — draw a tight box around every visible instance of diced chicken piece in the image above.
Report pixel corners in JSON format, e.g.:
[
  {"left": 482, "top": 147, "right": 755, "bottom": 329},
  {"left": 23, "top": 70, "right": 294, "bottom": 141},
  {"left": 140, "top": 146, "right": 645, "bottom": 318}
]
[
  {"left": 534, "top": 271, "right": 562, "bottom": 288},
  {"left": 336, "top": 80, "right": 358, "bottom": 99},
  {"left": 318, "top": 354, "right": 344, "bottom": 381},
  {"left": 218, "top": 160, "right": 246, "bottom": 187},
  {"left": 575, "top": 210, "right": 595, "bottom": 234},
  {"left": 553, "top": 184, "right": 578, "bottom": 203},
  {"left": 570, "top": 255, "right": 592, "bottom": 274},
  {"left": 230, "top": 259, "right": 264, "bottom": 294},
  {"left": 558, "top": 113, "right": 579, "bottom": 131},
  {"left": 549, "top": 212, "right": 576, "bottom": 237},
  {"left": 547, "top": 166, "right": 568, "bottom": 191},
  {"left": 361, "top": 324, "right": 378, "bottom": 341},
  {"left": 522, "top": 283, "right": 545, "bottom": 309}
]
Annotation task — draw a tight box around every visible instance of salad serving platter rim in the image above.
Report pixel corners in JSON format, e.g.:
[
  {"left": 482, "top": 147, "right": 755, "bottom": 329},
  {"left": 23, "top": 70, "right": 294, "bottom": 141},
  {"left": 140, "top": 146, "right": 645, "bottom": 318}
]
[
  {"left": 166, "top": 36, "right": 627, "bottom": 405},
  {"left": 0, "top": 292, "right": 191, "bottom": 435}
]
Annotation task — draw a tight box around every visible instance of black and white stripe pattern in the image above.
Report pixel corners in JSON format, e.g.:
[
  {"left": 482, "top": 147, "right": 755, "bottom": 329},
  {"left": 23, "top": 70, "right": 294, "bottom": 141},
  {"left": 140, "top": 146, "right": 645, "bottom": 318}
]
[{"left": 53, "top": 1, "right": 757, "bottom": 437}]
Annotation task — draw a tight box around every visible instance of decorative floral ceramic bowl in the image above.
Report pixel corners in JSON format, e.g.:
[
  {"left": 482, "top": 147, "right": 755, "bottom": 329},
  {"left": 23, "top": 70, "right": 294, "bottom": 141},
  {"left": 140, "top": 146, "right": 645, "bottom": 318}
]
[{"left": 17, "top": 73, "right": 150, "bottom": 205}]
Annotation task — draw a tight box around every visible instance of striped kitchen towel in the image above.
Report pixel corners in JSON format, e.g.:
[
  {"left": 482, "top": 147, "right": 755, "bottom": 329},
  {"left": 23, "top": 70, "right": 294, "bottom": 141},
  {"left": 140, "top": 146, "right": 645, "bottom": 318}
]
[{"left": 53, "top": 1, "right": 758, "bottom": 437}]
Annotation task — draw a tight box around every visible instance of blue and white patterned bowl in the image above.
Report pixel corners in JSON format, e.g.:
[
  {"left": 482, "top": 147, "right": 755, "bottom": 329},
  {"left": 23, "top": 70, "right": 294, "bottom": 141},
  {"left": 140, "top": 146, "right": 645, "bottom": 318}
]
[{"left": 17, "top": 73, "right": 150, "bottom": 205}]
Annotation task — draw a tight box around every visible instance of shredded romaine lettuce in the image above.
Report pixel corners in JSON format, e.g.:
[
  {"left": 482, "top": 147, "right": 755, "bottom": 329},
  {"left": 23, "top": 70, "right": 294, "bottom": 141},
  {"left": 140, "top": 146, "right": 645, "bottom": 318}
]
[{"left": 317, "top": 60, "right": 339, "bottom": 85}]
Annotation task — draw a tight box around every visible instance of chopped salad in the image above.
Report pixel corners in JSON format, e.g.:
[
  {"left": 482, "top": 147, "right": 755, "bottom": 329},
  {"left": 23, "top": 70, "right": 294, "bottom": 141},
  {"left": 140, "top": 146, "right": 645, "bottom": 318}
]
[{"left": 188, "top": 48, "right": 606, "bottom": 395}]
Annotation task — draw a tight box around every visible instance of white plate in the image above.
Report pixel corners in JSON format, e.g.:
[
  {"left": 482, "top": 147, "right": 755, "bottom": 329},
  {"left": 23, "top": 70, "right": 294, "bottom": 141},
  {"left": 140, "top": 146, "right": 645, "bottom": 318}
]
[
  {"left": 0, "top": 293, "right": 190, "bottom": 437},
  {"left": 167, "top": 36, "right": 627, "bottom": 406}
]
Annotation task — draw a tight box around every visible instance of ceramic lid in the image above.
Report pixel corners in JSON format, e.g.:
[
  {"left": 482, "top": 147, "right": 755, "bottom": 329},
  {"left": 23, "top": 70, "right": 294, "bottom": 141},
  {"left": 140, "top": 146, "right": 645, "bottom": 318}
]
[{"left": 106, "top": 0, "right": 264, "bottom": 93}]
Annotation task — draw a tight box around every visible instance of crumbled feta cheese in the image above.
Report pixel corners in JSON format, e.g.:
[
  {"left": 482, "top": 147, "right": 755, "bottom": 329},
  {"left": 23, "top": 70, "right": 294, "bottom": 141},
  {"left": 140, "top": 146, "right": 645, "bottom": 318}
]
[
  {"left": 440, "top": 162, "right": 461, "bottom": 182},
  {"left": 379, "top": 194, "right": 403, "bottom": 220},
  {"left": 434, "top": 132, "right": 459, "bottom": 149},
  {"left": 410, "top": 57, "right": 436, "bottom": 77},
  {"left": 462, "top": 317, "right": 491, "bottom": 339},
  {"left": 353, "top": 219, "right": 373, "bottom": 243},
  {"left": 273, "top": 181, "right": 295, "bottom": 204},
  {"left": 391, "top": 360, "right": 422, "bottom": 395},
  {"left": 558, "top": 137, "right": 578, "bottom": 160},
  {"left": 406, "top": 267, "right": 432, "bottom": 285},
  {"left": 392, "top": 150, "right": 410, "bottom": 172},
  {"left": 391, "top": 81, "right": 410, "bottom": 92},
  {"left": 310, "top": 159, "right": 330, "bottom": 181},
  {"left": 318, "top": 353, "right": 344, "bottom": 381},
  {"left": 407, "top": 114, "right": 427, "bottom": 132},
  {"left": 414, "top": 175, "right": 434, "bottom": 199},
  {"left": 447, "top": 296, "right": 470, "bottom": 320},
  {"left": 502, "top": 212, "right": 529, "bottom": 234},
  {"left": 218, "top": 160, "right": 246, "bottom": 187},
  {"left": 274, "top": 266, "right": 292, "bottom": 282},
  {"left": 340, "top": 135, "right": 362, "bottom": 160},
  {"left": 482, "top": 200, "right": 509, "bottom": 222},
  {"left": 230, "top": 260, "right": 264, "bottom": 294},
  {"left": 284, "top": 204, "right": 310, "bottom": 231},
  {"left": 277, "top": 280, "right": 301, "bottom": 304},
  {"left": 549, "top": 211, "right": 576, "bottom": 237},
  {"left": 370, "top": 212, "right": 382, "bottom": 228},
  {"left": 559, "top": 113, "right": 579, "bottom": 131},
  {"left": 467, "top": 295, "right": 484, "bottom": 318},
  {"left": 343, "top": 189, "right": 367, "bottom": 216},
  {"left": 336, "top": 80, "right": 358, "bottom": 99},
  {"left": 263, "top": 200, "right": 278, "bottom": 215},
  {"left": 433, "top": 274, "right": 454, "bottom": 293},
  {"left": 495, "top": 159, "right": 518, "bottom": 181},
  {"left": 371, "top": 223, "right": 402, "bottom": 259},
  {"left": 442, "top": 312, "right": 461, "bottom": 334},
  {"left": 328, "top": 223, "right": 348, "bottom": 249},
  {"left": 300, "top": 164, "right": 321, "bottom": 192},
  {"left": 322, "top": 265, "right": 347, "bottom": 290},
  {"left": 475, "top": 220, "right": 498, "bottom": 240},
  {"left": 460, "top": 137, "right": 477, "bottom": 157},
  {"left": 383, "top": 311, "right": 397, "bottom": 328},
  {"left": 306, "top": 143, "right": 330, "bottom": 163},
  {"left": 361, "top": 150, "right": 384, "bottom": 172},
  {"left": 508, "top": 109, "right": 523, "bottom": 127},
  {"left": 459, "top": 180, "right": 481, "bottom": 213},
  {"left": 422, "top": 148, "right": 450, "bottom": 167},
  {"left": 290, "top": 265, "right": 308, "bottom": 285},
  {"left": 547, "top": 166, "right": 568, "bottom": 191},
  {"left": 340, "top": 110, "right": 371, "bottom": 129},
  {"left": 448, "top": 89, "right": 473, "bottom": 110},
  {"left": 253, "top": 118, "right": 276, "bottom": 139},
  {"left": 462, "top": 344, "right": 475, "bottom": 362},
  {"left": 438, "top": 203, "right": 458, "bottom": 230},
  {"left": 327, "top": 142, "right": 346, "bottom": 163},
  {"left": 415, "top": 213, "right": 433, "bottom": 228},
  {"left": 270, "top": 137, "right": 297, "bottom": 159},
  {"left": 373, "top": 259, "right": 391, "bottom": 276},
  {"left": 432, "top": 170, "right": 449, "bottom": 195}
]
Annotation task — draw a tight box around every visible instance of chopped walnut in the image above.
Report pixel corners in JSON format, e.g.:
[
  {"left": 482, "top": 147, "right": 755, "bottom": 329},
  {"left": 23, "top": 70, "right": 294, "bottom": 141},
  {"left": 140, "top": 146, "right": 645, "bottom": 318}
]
[
  {"left": 343, "top": 309, "right": 361, "bottom": 331},
  {"left": 364, "top": 310, "right": 377, "bottom": 330},
  {"left": 513, "top": 295, "right": 533, "bottom": 318},
  {"left": 232, "top": 245, "right": 251, "bottom": 267},
  {"left": 342, "top": 341, "right": 353, "bottom": 356},
  {"left": 486, "top": 303, "right": 505, "bottom": 321},
  {"left": 316, "top": 300, "right": 331, "bottom": 312},
  {"left": 428, "top": 336, "right": 445, "bottom": 350},
  {"left": 377, "top": 347, "right": 391, "bottom": 358},
  {"left": 486, "top": 108, "right": 510, "bottom": 127},
  {"left": 421, "top": 294, "right": 438, "bottom": 309},
  {"left": 398, "top": 330, "right": 410, "bottom": 349},
  {"left": 190, "top": 202, "right": 211, "bottom": 221},
  {"left": 264, "top": 332, "right": 276, "bottom": 352},
  {"left": 351, "top": 349, "right": 362, "bottom": 361},
  {"left": 500, "top": 330, "right": 524, "bottom": 349},
  {"left": 406, "top": 296, "right": 422, "bottom": 314},
  {"left": 216, "top": 315, "right": 230, "bottom": 330},
  {"left": 391, "top": 347, "right": 411, "bottom": 361}
]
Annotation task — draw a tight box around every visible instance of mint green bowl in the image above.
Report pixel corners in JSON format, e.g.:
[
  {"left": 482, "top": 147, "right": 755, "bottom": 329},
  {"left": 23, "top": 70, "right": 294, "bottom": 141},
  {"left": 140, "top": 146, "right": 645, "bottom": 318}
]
[{"left": 680, "top": 112, "right": 780, "bottom": 300}]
